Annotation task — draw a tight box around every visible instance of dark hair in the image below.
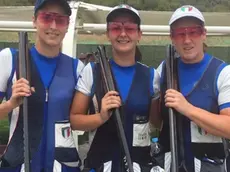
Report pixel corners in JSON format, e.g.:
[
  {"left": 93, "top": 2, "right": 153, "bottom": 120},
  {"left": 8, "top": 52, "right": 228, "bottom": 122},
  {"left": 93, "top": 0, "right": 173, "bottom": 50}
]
[
  {"left": 79, "top": 53, "right": 95, "bottom": 65},
  {"left": 135, "top": 46, "right": 142, "bottom": 61}
]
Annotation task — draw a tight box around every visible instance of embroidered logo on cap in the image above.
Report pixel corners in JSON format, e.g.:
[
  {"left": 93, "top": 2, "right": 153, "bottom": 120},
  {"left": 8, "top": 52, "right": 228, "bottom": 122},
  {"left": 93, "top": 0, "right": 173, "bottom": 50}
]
[
  {"left": 118, "top": 4, "right": 131, "bottom": 9},
  {"left": 181, "top": 6, "right": 193, "bottom": 12}
]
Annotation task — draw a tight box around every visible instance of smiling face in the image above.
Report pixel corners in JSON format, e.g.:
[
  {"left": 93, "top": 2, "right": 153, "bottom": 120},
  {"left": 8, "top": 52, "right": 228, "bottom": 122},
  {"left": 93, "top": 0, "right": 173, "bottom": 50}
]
[
  {"left": 106, "top": 13, "right": 142, "bottom": 55},
  {"left": 170, "top": 17, "right": 206, "bottom": 63},
  {"left": 33, "top": 2, "right": 69, "bottom": 48}
]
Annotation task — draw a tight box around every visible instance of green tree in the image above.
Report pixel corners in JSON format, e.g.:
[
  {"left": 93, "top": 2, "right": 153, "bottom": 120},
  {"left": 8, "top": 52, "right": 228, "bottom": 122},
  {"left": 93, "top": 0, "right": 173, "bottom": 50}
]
[{"left": 1, "top": 0, "right": 230, "bottom": 12}]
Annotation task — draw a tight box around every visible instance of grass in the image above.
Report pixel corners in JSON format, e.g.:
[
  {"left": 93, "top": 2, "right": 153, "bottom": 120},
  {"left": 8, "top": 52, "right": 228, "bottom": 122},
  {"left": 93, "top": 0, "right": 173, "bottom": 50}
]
[{"left": 0, "top": 118, "right": 9, "bottom": 145}]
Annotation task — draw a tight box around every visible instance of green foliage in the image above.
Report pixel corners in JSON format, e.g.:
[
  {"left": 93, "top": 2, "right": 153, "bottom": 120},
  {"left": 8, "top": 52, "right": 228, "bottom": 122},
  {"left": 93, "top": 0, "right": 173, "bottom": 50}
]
[
  {"left": 0, "top": 118, "right": 9, "bottom": 145},
  {"left": 0, "top": 0, "right": 34, "bottom": 6},
  {"left": 0, "top": 0, "right": 230, "bottom": 12}
]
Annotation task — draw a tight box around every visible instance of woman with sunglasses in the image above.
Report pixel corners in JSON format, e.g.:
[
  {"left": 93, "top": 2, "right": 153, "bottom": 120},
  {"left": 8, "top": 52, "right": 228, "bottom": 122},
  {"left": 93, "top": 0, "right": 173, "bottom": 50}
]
[
  {"left": 157, "top": 5, "right": 230, "bottom": 172},
  {"left": 0, "top": 0, "right": 84, "bottom": 171},
  {"left": 70, "top": 4, "right": 162, "bottom": 172}
]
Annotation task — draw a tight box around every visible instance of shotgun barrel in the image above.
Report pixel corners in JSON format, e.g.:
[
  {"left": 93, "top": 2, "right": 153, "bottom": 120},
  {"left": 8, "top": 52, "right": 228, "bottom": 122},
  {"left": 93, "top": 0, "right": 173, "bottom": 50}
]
[
  {"left": 165, "top": 44, "right": 178, "bottom": 172},
  {"left": 95, "top": 46, "right": 134, "bottom": 172},
  {"left": 18, "top": 32, "right": 31, "bottom": 172}
]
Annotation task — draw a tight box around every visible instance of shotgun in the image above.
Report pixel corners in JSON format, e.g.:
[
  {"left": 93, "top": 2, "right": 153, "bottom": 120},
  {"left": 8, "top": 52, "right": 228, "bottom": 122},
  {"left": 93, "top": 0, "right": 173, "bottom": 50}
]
[
  {"left": 18, "top": 32, "right": 31, "bottom": 172},
  {"left": 165, "top": 44, "right": 178, "bottom": 172},
  {"left": 95, "top": 46, "right": 134, "bottom": 172}
]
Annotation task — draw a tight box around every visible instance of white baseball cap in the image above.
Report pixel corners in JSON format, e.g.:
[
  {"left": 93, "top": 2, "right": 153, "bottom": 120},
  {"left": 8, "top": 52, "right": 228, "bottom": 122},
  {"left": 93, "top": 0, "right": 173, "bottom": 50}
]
[
  {"left": 106, "top": 4, "right": 141, "bottom": 25},
  {"left": 169, "top": 5, "right": 205, "bottom": 25}
]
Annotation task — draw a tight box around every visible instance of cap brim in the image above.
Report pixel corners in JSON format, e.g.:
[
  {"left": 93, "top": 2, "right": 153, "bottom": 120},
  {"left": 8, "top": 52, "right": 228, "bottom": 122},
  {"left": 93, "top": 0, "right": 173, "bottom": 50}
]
[
  {"left": 35, "top": 0, "right": 71, "bottom": 16},
  {"left": 106, "top": 8, "right": 140, "bottom": 25},
  {"left": 169, "top": 15, "right": 204, "bottom": 25}
]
